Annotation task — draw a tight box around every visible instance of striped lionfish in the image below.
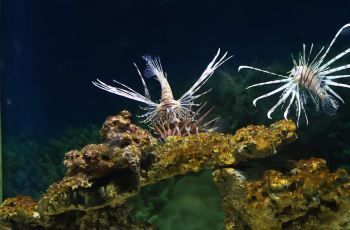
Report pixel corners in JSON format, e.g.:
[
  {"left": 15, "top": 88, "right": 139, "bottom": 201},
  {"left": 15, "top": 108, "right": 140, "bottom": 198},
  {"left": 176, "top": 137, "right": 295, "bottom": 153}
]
[
  {"left": 93, "top": 49, "right": 232, "bottom": 138},
  {"left": 239, "top": 23, "right": 350, "bottom": 125}
]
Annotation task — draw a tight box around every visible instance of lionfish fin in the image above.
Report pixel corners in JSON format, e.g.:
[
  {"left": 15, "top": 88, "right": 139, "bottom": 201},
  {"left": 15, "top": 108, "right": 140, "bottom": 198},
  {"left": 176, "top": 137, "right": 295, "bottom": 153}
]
[
  {"left": 134, "top": 63, "right": 151, "bottom": 100},
  {"left": 142, "top": 55, "right": 165, "bottom": 79},
  {"left": 321, "top": 94, "right": 339, "bottom": 116}
]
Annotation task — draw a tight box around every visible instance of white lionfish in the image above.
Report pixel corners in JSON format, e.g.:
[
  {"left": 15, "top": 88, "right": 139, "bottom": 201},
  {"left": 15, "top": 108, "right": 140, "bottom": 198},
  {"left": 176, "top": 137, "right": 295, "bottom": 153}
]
[
  {"left": 239, "top": 23, "right": 350, "bottom": 125},
  {"left": 93, "top": 49, "right": 232, "bottom": 125}
]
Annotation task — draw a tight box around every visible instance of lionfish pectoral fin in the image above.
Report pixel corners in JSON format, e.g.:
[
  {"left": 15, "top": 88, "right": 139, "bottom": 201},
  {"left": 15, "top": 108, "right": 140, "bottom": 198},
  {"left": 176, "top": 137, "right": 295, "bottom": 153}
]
[
  {"left": 325, "top": 85, "right": 345, "bottom": 104},
  {"left": 320, "top": 23, "right": 350, "bottom": 62},
  {"left": 238, "top": 66, "right": 289, "bottom": 78},
  {"left": 319, "top": 47, "right": 350, "bottom": 71},
  {"left": 180, "top": 48, "right": 232, "bottom": 102},
  {"left": 266, "top": 86, "right": 294, "bottom": 119},
  {"left": 134, "top": 63, "right": 151, "bottom": 100},
  {"left": 252, "top": 81, "right": 293, "bottom": 106},
  {"left": 283, "top": 92, "right": 296, "bottom": 120},
  {"left": 246, "top": 79, "right": 290, "bottom": 89}
]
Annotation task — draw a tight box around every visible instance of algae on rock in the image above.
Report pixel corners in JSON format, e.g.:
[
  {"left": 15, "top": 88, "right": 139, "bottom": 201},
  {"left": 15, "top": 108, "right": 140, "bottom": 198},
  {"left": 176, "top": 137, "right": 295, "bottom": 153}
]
[
  {"left": 0, "top": 111, "right": 297, "bottom": 229},
  {"left": 213, "top": 158, "right": 350, "bottom": 230}
]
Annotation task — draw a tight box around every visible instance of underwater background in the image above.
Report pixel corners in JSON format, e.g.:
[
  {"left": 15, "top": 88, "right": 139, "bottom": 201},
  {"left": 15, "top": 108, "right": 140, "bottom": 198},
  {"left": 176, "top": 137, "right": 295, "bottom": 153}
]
[{"left": 2, "top": 0, "right": 350, "bottom": 229}]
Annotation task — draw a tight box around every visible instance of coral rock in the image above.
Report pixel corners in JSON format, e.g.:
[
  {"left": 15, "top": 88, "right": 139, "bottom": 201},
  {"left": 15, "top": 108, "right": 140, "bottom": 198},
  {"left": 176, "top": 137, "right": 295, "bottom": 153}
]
[
  {"left": 231, "top": 120, "right": 297, "bottom": 161},
  {"left": 144, "top": 120, "right": 296, "bottom": 183},
  {"left": 39, "top": 145, "right": 141, "bottom": 215},
  {"left": 100, "top": 110, "right": 156, "bottom": 149},
  {"left": 0, "top": 196, "right": 44, "bottom": 229},
  {"left": 213, "top": 158, "right": 350, "bottom": 230},
  {"left": 0, "top": 111, "right": 297, "bottom": 229}
]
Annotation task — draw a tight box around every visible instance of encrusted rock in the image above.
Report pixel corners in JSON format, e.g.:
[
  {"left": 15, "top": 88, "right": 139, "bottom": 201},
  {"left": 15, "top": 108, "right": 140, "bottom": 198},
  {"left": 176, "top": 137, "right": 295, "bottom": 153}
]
[
  {"left": 0, "top": 197, "right": 151, "bottom": 230},
  {"left": 213, "top": 158, "right": 350, "bottom": 230},
  {"left": 231, "top": 120, "right": 296, "bottom": 161},
  {"left": 0, "top": 111, "right": 297, "bottom": 229},
  {"left": 144, "top": 120, "right": 296, "bottom": 183},
  {"left": 64, "top": 143, "right": 141, "bottom": 178},
  {"left": 100, "top": 110, "right": 156, "bottom": 149},
  {"left": 0, "top": 196, "right": 44, "bottom": 229},
  {"left": 40, "top": 146, "right": 141, "bottom": 215},
  {"left": 74, "top": 203, "right": 153, "bottom": 230}
]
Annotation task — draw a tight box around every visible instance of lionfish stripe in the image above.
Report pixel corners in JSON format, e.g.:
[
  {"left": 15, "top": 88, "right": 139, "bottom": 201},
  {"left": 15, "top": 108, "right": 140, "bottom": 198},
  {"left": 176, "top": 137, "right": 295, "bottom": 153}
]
[
  {"left": 306, "top": 69, "right": 318, "bottom": 89},
  {"left": 238, "top": 66, "right": 288, "bottom": 78}
]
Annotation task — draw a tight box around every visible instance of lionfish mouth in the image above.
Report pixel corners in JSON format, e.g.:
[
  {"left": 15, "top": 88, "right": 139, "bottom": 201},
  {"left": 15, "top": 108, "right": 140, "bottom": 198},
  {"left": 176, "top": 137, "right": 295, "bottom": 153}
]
[{"left": 156, "top": 100, "right": 188, "bottom": 123}]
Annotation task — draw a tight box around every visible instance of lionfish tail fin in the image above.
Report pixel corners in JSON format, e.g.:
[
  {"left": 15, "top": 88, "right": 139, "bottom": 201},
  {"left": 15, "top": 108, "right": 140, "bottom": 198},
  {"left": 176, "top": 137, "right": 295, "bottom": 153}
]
[{"left": 321, "top": 94, "right": 339, "bottom": 116}]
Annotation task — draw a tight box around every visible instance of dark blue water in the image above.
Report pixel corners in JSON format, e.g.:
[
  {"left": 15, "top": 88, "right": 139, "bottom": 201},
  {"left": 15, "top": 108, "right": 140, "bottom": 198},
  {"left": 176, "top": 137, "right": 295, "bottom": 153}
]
[{"left": 3, "top": 0, "right": 350, "bottom": 137}]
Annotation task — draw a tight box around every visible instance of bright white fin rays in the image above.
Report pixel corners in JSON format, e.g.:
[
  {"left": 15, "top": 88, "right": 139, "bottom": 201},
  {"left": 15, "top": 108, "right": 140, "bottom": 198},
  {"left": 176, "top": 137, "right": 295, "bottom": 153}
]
[
  {"left": 325, "top": 85, "right": 345, "bottom": 104},
  {"left": 180, "top": 48, "right": 233, "bottom": 103},
  {"left": 252, "top": 81, "right": 294, "bottom": 106},
  {"left": 93, "top": 49, "right": 231, "bottom": 126},
  {"left": 142, "top": 55, "right": 165, "bottom": 79},
  {"left": 247, "top": 79, "right": 290, "bottom": 89},
  {"left": 238, "top": 66, "right": 288, "bottom": 78},
  {"left": 239, "top": 23, "right": 350, "bottom": 125},
  {"left": 93, "top": 79, "right": 157, "bottom": 106},
  {"left": 133, "top": 63, "right": 151, "bottom": 100}
]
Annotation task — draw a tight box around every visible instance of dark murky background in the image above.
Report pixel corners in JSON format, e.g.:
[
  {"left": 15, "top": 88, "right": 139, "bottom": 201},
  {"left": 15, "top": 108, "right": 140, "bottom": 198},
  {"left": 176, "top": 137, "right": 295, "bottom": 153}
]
[
  {"left": 4, "top": 0, "right": 350, "bottom": 137},
  {"left": 2, "top": 0, "right": 350, "bottom": 228}
]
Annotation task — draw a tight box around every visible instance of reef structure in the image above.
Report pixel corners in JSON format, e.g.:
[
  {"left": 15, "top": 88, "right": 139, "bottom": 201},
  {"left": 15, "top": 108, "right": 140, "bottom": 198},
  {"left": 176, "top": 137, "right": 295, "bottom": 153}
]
[
  {"left": 0, "top": 110, "right": 297, "bottom": 229},
  {"left": 213, "top": 158, "right": 350, "bottom": 230}
]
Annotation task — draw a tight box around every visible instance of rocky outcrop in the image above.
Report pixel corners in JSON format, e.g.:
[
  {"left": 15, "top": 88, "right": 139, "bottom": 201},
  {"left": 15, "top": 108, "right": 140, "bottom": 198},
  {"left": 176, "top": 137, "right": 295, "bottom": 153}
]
[
  {"left": 213, "top": 158, "right": 350, "bottom": 230},
  {"left": 0, "top": 111, "right": 297, "bottom": 229}
]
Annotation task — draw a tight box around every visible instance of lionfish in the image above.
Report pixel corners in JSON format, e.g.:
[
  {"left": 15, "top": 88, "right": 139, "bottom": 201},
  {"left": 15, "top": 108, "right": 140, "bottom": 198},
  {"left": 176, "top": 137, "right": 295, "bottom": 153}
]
[
  {"left": 239, "top": 23, "right": 350, "bottom": 125},
  {"left": 93, "top": 49, "right": 232, "bottom": 138}
]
